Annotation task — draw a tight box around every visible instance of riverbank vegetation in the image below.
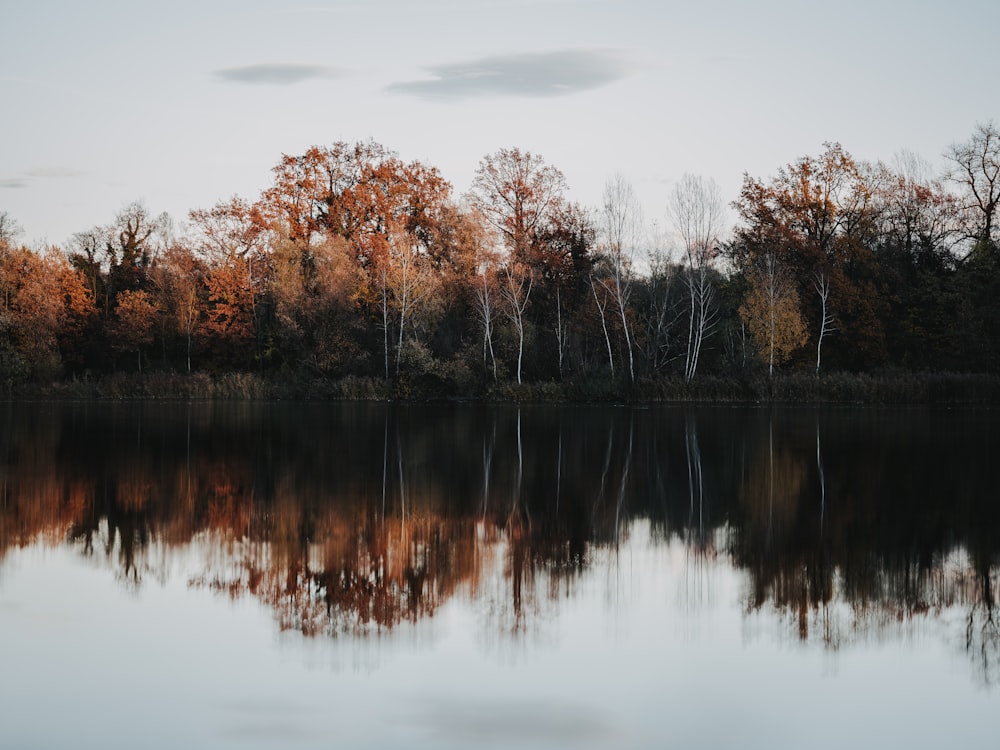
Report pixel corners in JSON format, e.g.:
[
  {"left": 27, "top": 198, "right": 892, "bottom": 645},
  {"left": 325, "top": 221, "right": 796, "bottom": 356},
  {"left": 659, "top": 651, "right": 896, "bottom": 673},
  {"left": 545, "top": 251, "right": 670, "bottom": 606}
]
[{"left": 2, "top": 124, "right": 999, "bottom": 402}]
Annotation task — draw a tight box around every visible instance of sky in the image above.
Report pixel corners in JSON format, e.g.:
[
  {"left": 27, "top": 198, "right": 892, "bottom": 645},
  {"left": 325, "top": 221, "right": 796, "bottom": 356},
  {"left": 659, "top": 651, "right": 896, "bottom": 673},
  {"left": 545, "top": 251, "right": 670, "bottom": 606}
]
[{"left": 1, "top": 0, "right": 998, "bottom": 248}]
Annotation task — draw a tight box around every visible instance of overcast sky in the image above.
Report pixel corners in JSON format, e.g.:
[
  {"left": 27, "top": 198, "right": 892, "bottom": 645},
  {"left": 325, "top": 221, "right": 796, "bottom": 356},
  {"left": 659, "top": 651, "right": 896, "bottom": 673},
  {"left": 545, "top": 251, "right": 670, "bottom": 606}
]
[{"left": 2, "top": 0, "right": 997, "bottom": 247}]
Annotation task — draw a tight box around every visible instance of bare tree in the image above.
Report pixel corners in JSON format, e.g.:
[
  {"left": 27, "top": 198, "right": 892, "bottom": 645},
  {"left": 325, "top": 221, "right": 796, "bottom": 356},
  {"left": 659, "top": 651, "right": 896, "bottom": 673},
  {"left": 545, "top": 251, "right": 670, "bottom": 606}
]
[
  {"left": 109, "top": 201, "right": 172, "bottom": 274},
  {"left": 599, "top": 174, "right": 641, "bottom": 382},
  {"left": 468, "top": 149, "right": 567, "bottom": 385},
  {"left": 377, "top": 261, "right": 392, "bottom": 381},
  {"left": 945, "top": 121, "right": 1000, "bottom": 247},
  {"left": 591, "top": 272, "right": 615, "bottom": 376},
  {"left": 670, "top": 174, "right": 724, "bottom": 382},
  {"left": 553, "top": 284, "right": 566, "bottom": 380},
  {"left": 813, "top": 270, "right": 836, "bottom": 374},
  {"left": 500, "top": 261, "right": 532, "bottom": 385},
  {"left": 0, "top": 211, "right": 22, "bottom": 246},
  {"left": 642, "top": 228, "right": 681, "bottom": 372},
  {"left": 381, "top": 222, "right": 437, "bottom": 378},
  {"left": 878, "top": 151, "right": 962, "bottom": 261},
  {"left": 473, "top": 251, "right": 499, "bottom": 381}
]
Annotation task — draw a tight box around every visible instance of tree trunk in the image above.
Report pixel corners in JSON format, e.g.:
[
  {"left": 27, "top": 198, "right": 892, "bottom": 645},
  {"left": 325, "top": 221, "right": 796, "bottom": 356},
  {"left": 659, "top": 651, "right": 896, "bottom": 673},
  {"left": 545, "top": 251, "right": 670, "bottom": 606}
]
[
  {"left": 381, "top": 277, "right": 390, "bottom": 382},
  {"left": 516, "top": 318, "right": 524, "bottom": 385},
  {"left": 555, "top": 286, "right": 564, "bottom": 380},
  {"left": 592, "top": 278, "right": 614, "bottom": 376},
  {"left": 617, "top": 290, "right": 634, "bottom": 383}
]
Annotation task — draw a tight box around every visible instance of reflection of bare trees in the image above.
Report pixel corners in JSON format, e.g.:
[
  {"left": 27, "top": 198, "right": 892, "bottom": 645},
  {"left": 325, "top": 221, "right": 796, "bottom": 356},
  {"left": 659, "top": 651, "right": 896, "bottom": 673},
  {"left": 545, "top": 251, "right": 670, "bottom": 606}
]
[
  {"left": 684, "top": 415, "right": 708, "bottom": 550},
  {"left": 731, "top": 411, "right": 1000, "bottom": 683},
  {"left": 966, "top": 562, "right": 1000, "bottom": 685},
  {"left": 752, "top": 548, "right": 1000, "bottom": 683}
]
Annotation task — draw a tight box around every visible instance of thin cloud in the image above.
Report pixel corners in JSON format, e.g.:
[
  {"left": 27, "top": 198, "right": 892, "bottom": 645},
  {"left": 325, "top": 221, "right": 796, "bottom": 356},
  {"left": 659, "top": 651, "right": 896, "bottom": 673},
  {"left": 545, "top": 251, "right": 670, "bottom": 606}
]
[
  {"left": 1, "top": 167, "right": 84, "bottom": 189},
  {"left": 286, "top": 0, "right": 595, "bottom": 13},
  {"left": 214, "top": 64, "right": 340, "bottom": 85},
  {"left": 387, "top": 49, "right": 631, "bottom": 101},
  {"left": 26, "top": 167, "right": 86, "bottom": 179}
]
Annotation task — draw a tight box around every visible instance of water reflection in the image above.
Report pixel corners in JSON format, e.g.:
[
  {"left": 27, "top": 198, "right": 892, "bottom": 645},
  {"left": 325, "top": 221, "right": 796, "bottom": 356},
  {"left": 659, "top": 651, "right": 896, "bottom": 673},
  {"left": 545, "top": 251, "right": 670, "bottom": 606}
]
[{"left": 0, "top": 402, "right": 997, "bottom": 682}]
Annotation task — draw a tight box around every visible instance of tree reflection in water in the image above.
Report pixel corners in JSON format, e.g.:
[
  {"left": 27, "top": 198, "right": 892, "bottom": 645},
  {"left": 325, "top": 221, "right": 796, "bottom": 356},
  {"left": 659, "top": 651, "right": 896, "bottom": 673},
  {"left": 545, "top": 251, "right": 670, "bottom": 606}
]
[{"left": 0, "top": 401, "right": 997, "bottom": 682}]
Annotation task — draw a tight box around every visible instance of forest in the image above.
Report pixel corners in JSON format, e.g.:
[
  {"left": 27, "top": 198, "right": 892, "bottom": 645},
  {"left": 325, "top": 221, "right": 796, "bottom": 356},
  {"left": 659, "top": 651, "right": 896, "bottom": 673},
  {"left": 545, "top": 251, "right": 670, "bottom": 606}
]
[{"left": 1, "top": 123, "right": 999, "bottom": 401}]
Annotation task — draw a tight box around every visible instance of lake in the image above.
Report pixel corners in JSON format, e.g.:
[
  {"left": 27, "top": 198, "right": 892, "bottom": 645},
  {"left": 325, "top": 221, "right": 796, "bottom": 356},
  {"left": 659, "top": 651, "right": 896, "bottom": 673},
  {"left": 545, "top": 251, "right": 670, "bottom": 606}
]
[{"left": 1, "top": 401, "right": 997, "bottom": 749}]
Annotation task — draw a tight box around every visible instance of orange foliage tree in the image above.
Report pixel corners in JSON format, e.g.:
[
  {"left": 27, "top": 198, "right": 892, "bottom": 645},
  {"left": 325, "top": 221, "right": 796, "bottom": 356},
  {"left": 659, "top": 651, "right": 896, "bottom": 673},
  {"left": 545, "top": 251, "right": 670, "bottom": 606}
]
[
  {"left": 189, "top": 198, "right": 271, "bottom": 369},
  {"left": 0, "top": 243, "right": 94, "bottom": 382}
]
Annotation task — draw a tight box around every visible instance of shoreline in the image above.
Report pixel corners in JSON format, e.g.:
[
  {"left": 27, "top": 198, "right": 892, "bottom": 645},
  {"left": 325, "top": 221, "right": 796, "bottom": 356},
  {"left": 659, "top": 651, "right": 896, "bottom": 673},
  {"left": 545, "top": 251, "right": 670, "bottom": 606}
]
[{"left": 4, "top": 370, "right": 999, "bottom": 406}]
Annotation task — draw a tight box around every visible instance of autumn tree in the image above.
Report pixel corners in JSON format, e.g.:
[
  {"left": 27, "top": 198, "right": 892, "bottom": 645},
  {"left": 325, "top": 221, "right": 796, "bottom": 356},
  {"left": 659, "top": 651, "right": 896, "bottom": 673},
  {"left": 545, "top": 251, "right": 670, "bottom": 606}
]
[
  {"left": 68, "top": 201, "right": 171, "bottom": 320},
  {"left": 259, "top": 141, "right": 456, "bottom": 376},
  {"left": 0, "top": 245, "right": 72, "bottom": 380},
  {"left": 5, "top": 245, "right": 94, "bottom": 376},
  {"left": 260, "top": 146, "right": 331, "bottom": 245},
  {"left": 732, "top": 143, "right": 885, "bottom": 370},
  {"left": 533, "top": 202, "right": 595, "bottom": 379},
  {"left": 273, "top": 232, "right": 365, "bottom": 375},
  {"left": 260, "top": 141, "right": 450, "bottom": 266},
  {"left": 468, "top": 147, "right": 568, "bottom": 264},
  {"left": 189, "top": 198, "right": 271, "bottom": 369},
  {"left": 107, "top": 289, "right": 157, "bottom": 373},
  {"left": 50, "top": 247, "right": 97, "bottom": 374},
  {"left": 739, "top": 250, "right": 807, "bottom": 376},
  {"left": 150, "top": 244, "right": 205, "bottom": 372}
]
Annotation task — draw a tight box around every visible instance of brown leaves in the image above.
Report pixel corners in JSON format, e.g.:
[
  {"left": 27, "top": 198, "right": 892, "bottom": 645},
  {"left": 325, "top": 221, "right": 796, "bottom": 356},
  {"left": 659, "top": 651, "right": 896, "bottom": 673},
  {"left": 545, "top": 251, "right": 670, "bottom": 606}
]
[{"left": 0, "top": 244, "right": 96, "bottom": 378}]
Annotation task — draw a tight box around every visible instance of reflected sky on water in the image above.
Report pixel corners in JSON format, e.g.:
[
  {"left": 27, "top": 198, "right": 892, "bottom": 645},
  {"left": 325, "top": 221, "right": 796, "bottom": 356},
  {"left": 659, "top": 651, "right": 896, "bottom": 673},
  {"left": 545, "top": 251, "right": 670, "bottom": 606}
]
[{"left": 0, "top": 402, "right": 997, "bottom": 748}]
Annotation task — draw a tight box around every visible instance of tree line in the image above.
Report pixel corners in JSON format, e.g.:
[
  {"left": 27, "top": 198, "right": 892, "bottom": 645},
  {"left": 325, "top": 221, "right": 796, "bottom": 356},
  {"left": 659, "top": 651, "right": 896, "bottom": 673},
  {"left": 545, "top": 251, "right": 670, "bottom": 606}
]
[{"left": 1, "top": 124, "right": 998, "bottom": 396}]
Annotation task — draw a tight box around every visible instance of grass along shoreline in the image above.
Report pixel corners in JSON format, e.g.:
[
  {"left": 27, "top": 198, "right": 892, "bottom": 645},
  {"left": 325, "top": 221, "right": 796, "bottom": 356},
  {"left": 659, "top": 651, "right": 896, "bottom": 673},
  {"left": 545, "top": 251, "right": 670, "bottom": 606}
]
[{"left": 4, "top": 370, "right": 999, "bottom": 405}]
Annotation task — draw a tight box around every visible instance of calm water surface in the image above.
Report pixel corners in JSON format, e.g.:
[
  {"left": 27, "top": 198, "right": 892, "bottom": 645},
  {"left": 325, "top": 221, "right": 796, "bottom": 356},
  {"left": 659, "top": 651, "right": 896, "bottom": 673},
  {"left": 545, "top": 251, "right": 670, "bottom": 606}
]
[{"left": 1, "top": 402, "right": 997, "bottom": 749}]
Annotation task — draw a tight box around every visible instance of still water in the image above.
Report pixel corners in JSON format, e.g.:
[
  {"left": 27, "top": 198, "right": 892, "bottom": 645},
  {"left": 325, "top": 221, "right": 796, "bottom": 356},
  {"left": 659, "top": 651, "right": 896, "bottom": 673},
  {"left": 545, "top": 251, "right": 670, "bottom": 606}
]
[{"left": 1, "top": 401, "right": 997, "bottom": 749}]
